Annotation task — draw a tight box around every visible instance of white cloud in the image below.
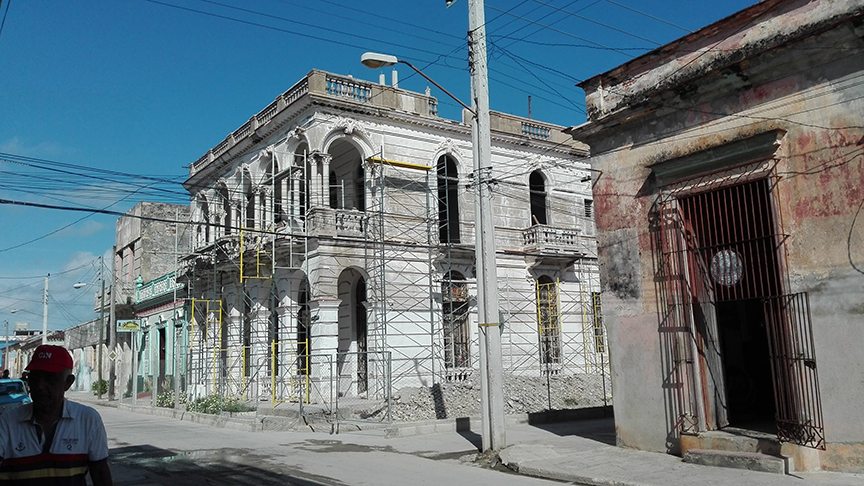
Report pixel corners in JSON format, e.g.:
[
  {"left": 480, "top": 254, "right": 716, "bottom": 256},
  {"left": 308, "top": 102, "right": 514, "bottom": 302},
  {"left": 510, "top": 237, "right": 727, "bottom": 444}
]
[
  {"left": 0, "top": 137, "right": 72, "bottom": 159},
  {"left": 54, "top": 220, "right": 106, "bottom": 239}
]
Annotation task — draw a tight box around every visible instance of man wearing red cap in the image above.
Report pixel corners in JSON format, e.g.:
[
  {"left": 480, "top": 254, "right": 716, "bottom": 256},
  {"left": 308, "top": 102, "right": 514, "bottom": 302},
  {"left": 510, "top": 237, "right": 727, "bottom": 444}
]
[{"left": 0, "top": 345, "right": 113, "bottom": 485}]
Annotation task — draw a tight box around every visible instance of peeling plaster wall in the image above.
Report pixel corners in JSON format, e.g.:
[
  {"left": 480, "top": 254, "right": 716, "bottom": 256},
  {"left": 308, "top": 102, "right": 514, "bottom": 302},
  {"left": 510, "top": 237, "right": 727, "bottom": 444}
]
[{"left": 570, "top": 0, "right": 864, "bottom": 468}]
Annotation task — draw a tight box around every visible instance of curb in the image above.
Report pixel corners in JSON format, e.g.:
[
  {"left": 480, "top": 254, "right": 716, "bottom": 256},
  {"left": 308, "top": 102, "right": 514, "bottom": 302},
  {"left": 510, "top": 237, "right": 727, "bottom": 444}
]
[{"left": 87, "top": 395, "right": 613, "bottom": 440}]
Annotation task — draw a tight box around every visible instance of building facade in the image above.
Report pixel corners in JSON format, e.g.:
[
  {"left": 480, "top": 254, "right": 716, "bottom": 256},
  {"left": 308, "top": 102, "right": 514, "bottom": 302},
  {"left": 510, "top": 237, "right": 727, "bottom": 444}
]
[
  {"left": 568, "top": 0, "right": 864, "bottom": 472},
  {"left": 180, "top": 69, "right": 603, "bottom": 408},
  {"left": 67, "top": 202, "right": 191, "bottom": 399}
]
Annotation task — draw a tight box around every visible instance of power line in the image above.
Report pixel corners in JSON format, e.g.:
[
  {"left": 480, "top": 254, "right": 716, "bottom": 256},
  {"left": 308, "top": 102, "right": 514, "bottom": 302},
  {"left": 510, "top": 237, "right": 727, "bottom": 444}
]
[
  {"left": 601, "top": 0, "right": 692, "bottom": 33},
  {"left": 529, "top": 0, "right": 663, "bottom": 46},
  {"left": 0, "top": 0, "right": 10, "bottom": 43},
  {"left": 144, "top": 0, "right": 461, "bottom": 63},
  {"left": 485, "top": 3, "right": 636, "bottom": 58}
]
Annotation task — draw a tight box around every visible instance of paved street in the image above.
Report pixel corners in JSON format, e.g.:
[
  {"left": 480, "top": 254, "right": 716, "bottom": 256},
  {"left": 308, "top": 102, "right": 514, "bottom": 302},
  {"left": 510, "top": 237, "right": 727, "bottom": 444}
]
[
  {"left": 75, "top": 391, "right": 864, "bottom": 486},
  {"left": 80, "top": 392, "right": 569, "bottom": 486}
]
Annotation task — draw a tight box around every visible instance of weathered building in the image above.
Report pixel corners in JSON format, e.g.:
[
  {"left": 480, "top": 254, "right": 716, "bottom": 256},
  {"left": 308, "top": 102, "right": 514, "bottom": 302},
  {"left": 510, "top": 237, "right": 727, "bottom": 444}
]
[
  {"left": 68, "top": 201, "right": 191, "bottom": 399},
  {"left": 181, "top": 69, "right": 604, "bottom": 412},
  {"left": 567, "top": 0, "right": 864, "bottom": 472}
]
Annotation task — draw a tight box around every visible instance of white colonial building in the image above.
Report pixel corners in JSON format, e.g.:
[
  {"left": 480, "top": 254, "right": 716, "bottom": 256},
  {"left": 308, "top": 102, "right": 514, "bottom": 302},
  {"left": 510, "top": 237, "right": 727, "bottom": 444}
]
[{"left": 181, "top": 69, "right": 602, "bottom": 409}]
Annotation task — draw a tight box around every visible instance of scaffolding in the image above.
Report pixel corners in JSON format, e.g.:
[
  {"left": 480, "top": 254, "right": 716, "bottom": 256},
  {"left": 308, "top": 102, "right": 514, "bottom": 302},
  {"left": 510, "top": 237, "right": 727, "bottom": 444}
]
[
  {"left": 364, "top": 153, "right": 437, "bottom": 389},
  {"left": 187, "top": 148, "right": 310, "bottom": 405},
  {"left": 184, "top": 135, "right": 608, "bottom": 412}
]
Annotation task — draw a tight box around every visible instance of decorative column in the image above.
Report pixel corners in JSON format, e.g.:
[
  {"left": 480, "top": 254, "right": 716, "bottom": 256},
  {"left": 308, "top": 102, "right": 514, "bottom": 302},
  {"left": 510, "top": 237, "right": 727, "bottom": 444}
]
[
  {"left": 221, "top": 280, "right": 242, "bottom": 397},
  {"left": 246, "top": 278, "right": 272, "bottom": 400},
  {"left": 308, "top": 298, "right": 340, "bottom": 404}
]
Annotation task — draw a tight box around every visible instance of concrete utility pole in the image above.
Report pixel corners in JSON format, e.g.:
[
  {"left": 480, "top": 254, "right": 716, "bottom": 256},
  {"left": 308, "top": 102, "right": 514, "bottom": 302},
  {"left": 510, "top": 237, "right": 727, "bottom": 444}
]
[
  {"left": 173, "top": 209, "right": 182, "bottom": 409},
  {"left": 109, "top": 247, "right": 117, "bottom": 400},
  {"left": 41, "top": 274, "right": 49, "bottom": 345},
  {"left": 4, "top": 320, "right": 8, "bottom": 373},
  {"left": 469, "top": 0, "right": 506, "bottom": 452},
  {"left": 98, "top": 258, "right": 106, "bottom": 400}
]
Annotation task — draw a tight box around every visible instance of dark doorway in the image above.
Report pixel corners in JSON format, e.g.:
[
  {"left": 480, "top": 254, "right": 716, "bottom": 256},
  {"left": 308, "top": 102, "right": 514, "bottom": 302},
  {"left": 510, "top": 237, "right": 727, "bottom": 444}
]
[
  {"left": 355, "top": 280, "right": 368, "bottom": 394},
  {"left": 715, "top": 299, "right": 775, "bottom": 428},
  {"left": 158, "top": 327, "right": 167, "bottom": 393},
  {"left": 678, "top": 178, "right": 782, "bottom": 432}
]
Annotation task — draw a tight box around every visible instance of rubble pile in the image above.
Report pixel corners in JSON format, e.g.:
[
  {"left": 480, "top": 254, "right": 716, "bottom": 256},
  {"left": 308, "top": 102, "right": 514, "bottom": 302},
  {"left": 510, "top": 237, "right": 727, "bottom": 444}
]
[{"left": 390, "top": 372, "right": 611, "bottom": 422}]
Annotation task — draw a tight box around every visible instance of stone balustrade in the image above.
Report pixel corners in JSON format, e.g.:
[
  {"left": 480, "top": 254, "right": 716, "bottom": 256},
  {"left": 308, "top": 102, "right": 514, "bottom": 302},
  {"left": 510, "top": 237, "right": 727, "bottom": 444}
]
[
  {"left": 522, "top": 224, "right": 584, "bottom": 253},
  {"left": 189, "top": 70, "right": 576, "bottom": 177}
]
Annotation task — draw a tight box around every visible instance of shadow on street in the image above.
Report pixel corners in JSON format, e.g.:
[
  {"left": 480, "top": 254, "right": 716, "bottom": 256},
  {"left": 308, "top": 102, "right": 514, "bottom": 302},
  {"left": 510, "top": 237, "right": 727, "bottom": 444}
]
[
  {"left": 527, "top": 417, "right": 616, "bottom": 445},
  {"left": 109, "top": 445, "right": 344, "bottom": 486}
]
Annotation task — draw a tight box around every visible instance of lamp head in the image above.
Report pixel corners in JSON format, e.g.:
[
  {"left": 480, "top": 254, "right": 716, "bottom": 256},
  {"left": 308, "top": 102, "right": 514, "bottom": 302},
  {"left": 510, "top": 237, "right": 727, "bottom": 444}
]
[
  {"left": 361, "top": 52, "right": 399, "bottom": 69},
  {"left": 72, "top": 283, "right": 87, "bottom": 289}
]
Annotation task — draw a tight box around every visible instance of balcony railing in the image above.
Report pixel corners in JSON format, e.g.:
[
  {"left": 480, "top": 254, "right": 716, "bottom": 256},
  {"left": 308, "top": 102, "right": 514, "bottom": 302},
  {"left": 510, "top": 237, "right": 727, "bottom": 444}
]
[
  {"left": 307, "top": 208, "right": 367, "bottom": 238},
  {"left": 522, "top": 224, "right": 583, "bottom": 253},
  {"left": 189, "top": 69, "right": 581, "bottom": 178}
]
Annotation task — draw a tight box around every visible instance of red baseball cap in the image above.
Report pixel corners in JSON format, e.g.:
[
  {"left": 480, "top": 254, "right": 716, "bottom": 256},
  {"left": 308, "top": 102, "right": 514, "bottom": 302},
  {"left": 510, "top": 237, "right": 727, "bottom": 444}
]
[{"left": 26, "top": 345, "right": 73, "bottom": 373}]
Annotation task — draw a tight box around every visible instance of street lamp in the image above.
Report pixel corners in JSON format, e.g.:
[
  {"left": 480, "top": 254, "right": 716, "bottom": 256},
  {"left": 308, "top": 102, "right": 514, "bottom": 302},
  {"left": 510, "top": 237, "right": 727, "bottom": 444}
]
[
  {"left": 361, "top": 52, "right": 475, "bottom": 115},
  {"left": 361, "top": 0, "right": 505, "bottom": 452}
]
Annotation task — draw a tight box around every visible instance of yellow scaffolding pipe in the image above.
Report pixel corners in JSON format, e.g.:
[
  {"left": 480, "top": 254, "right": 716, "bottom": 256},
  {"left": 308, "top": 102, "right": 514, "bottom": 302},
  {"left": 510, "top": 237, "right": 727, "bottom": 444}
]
[
  {"left": 365, "top": 156, "right": 432, "bottom": 171},
  {"left": 239, "top": 226, "right": 274, "bottom": 282},
  {"left": 271, "top": 340, "right": 310, "bottom": 407}
]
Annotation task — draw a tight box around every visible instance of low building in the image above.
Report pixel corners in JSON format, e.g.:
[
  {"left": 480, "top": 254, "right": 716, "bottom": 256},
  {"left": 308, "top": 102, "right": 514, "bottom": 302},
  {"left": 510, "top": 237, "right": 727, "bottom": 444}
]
[{"left": 567, "top": 0, "right": 864, "bottom": 472}]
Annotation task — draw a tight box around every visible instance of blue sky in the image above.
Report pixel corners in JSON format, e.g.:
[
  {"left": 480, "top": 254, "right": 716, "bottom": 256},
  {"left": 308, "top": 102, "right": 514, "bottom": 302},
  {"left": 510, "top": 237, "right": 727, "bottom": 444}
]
[{"left": 0, "top": 0, "right": 756, "bottom": 331}]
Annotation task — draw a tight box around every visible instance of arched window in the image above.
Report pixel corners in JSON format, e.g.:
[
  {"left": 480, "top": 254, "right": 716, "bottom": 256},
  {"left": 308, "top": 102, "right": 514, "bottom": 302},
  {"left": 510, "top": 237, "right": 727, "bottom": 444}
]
[
  {"left": 244, "top": 174, "right": 255, "bottom": 229},
  {"left": 269, "top": 160, "right": 283, "bottom": 223},
  {"left": 329, "top": 170, "right": 338, "bottom": 209},
  {"left": 202, "top": 200, "right": 210, "bottom": 244},
  {"left": 437, "top": 155, "right": 461, "bottom": 244},
  {"left": 296, "top": 284, "right": 310, "bottom": 375},
  {"left": 354, "top": 163, "right": 365, "bottom": 212},
  {"left": 218, "top": 185, "right": 232, "bottom": 235},
  {"left": 327, "top": 140, "right": 365, "bottom": 212},
  {"left": 537, "top": 275, "right": 561, "bottom": 367},
  {"left": 355, "top": 278, "right": 368, "bottom": 393},
  {"left": 294, "top": 147, "right": 310, "bottom": 223},
  {"left": 529, "top": 170, "right": 548, "bottom": 226}
]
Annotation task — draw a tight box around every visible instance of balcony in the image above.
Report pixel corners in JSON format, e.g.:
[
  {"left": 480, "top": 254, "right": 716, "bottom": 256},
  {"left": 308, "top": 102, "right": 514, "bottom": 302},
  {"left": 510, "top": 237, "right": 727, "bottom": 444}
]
[
  {"left": 307, "top": 208, "right": 367, "bottom": 238},
  {"left": 522, "top": 224, "right": 586, "bottom": 254}
]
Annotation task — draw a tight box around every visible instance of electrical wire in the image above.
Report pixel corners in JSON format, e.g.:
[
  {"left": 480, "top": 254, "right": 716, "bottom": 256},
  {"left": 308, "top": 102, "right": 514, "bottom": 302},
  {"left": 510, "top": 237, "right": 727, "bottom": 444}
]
[
  {"left": 529, "top": 0, "right": 662, "bottom": 46},
  {"left": 0, "top": 0, "right": 10, "bottom": 43},
  {"left": 144, "top": 0, "right": 462, "bottom": 63},
  {"left": 601, "top": 0, "right": 691, "bottom": 32},
  {"left": 485, "top": 3, "right": 636, "bottom": 58}
]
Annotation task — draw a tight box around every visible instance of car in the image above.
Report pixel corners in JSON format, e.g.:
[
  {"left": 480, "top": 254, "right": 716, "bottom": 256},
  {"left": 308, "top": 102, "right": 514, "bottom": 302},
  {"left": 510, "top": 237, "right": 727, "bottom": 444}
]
[{"left": 0, "top": 378, "right": 31, "bottom": 414}]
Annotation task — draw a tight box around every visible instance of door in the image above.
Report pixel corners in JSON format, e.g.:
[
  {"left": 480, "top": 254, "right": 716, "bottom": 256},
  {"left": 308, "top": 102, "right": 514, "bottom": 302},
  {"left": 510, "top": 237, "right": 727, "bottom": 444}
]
[{"left": 662, "top": 177, "right": 824, "bottom": 448}]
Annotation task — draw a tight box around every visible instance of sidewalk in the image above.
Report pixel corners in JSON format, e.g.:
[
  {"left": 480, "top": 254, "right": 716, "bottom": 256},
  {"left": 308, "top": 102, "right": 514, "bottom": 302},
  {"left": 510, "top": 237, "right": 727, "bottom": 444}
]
[
  {"left": 498, "top": 421, "right": 864, "bottom": 486},
  {"left": 69, "top": 392, "right": 862, "bottom": 486}
]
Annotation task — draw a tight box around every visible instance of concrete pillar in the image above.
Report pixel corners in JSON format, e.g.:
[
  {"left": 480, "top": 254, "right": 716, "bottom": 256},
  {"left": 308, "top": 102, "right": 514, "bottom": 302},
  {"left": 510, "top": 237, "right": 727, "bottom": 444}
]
[
  {"left": 222, "top": 283, "right": 243, "bottom": 397},
  {"left": 247, "top": 278, "right": 272, "bottom": 400},
  {"left": 319, "top": 153, "right": 332, "bottom": 208},
  {"left": 308, "top": 298, "right": 340, "bottom": 403}
]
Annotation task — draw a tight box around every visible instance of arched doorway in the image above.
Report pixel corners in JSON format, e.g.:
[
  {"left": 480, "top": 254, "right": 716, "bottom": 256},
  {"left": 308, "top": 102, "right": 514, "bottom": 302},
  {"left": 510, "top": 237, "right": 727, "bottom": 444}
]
[
  {"left": 328, "top": 139, "right": 365, "bottom": 211},
  {"left": 337, "top": 268, "right": 368, "bottom": 396}
]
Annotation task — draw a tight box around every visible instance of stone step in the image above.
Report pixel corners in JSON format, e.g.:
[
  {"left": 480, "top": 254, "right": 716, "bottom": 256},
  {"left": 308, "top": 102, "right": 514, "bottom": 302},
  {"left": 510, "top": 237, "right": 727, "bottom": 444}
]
[
  {"left": 680, "top": 428, "right": 782, "bottom": 456},
  {"left": 683, "top": 448, "right": 788, "bottom": 474}
]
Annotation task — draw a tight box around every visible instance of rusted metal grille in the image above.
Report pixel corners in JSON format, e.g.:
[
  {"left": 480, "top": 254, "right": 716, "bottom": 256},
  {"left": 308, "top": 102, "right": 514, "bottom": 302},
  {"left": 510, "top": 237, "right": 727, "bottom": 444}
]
[
  {"left": 657, "top": 175, "right": 824, "bottom": 448},
  {"left": 656, "top": 200, "right": 702, "bottom": 434},
  {"left": 764, "top": 292, "right": 825, "bottom": 449},
  {"left": 676, "top": 178, "right": 782, "bottom": 302}
]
